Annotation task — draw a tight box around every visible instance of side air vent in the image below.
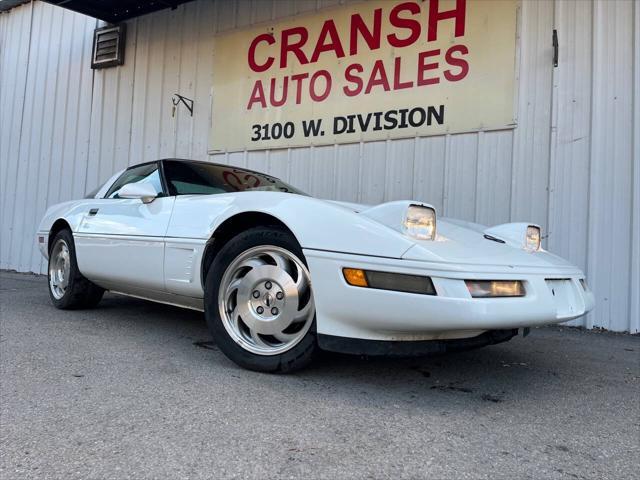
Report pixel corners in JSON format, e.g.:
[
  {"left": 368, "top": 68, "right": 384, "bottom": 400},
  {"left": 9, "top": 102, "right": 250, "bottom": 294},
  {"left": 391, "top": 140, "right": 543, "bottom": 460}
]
[
  {"left": 91, "top": 24, "right": 125, "bottom": 69},
  {"left": 483, "top": 234, "right": 506, "bottom": 244}
]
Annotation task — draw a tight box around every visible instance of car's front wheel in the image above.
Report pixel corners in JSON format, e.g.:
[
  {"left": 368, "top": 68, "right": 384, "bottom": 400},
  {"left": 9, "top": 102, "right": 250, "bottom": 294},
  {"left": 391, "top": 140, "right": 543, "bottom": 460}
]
[
  {"left": 48, "top": 229, "right": 104, "bottom": 309},
  {"left": 204, "top": 227, "right": 317, "bottom": 372}
]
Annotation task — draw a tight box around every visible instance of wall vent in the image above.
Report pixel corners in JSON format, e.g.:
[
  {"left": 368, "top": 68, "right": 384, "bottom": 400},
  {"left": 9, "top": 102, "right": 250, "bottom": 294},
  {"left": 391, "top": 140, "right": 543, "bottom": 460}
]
[{"left": 91, "top": 25, "right": 125, "bottom": 69}]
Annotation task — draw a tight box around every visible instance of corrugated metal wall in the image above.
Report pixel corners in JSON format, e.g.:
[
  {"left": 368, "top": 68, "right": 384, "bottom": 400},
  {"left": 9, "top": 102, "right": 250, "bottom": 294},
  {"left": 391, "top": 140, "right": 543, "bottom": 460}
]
[{"left": 1, "top": 0, "right": 638, "bottom": 332}]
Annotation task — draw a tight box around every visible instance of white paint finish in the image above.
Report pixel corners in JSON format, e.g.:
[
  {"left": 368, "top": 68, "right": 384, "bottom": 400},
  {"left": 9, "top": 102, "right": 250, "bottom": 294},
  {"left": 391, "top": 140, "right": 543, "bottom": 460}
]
[
  {"left": 164, "top": 238, "right": 206, "bottom": 297},
  {"left": 36, "top": 166, "right": 594, "bottom": 340},
  {"left": 74, "top": 234, "right": 167, "bottom": 291},
  {"left": 0, "top": 0, "right": 637, "bottom": 332},
  {"left": 164, "top": 190, "right": 418, "bottom": 257},
  {"left": 305, "top": 249, "right": 593, "bottom": 340},
  {"left": 69, "top": 193, "right": 175, "bottom": 290}
]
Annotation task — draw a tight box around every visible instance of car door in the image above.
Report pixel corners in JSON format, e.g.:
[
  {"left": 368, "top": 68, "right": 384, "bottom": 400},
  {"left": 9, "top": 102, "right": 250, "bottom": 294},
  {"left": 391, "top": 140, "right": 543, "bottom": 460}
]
[
  {"left": 161, "top": 160, "right": 234, "bottom": 298},
  {"left": 74, "top": 161, "right": 175, "bottom": 293}
]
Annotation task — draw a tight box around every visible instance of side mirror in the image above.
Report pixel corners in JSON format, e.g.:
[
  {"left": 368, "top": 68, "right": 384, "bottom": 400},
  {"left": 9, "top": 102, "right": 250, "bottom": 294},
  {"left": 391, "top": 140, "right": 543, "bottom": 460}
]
[{"left": 118, "top": 182, "right": 159, "bottom": 203}]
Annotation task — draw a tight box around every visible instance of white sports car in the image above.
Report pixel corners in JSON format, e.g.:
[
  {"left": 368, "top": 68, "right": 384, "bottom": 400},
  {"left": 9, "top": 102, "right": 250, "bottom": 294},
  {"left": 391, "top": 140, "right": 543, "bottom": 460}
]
[{"left": 37, "top": 159, "right": 595, "bottom": 372}]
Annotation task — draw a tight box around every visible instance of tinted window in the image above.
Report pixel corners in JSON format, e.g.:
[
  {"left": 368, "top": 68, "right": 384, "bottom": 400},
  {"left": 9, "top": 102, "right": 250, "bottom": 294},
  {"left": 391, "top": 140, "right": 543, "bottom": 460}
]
[
  {"left": 163, "top": 161, "right": 305, "bottom": 196},
  {"left": 105, "top": 163, "right": 162, "bottom": 199}
]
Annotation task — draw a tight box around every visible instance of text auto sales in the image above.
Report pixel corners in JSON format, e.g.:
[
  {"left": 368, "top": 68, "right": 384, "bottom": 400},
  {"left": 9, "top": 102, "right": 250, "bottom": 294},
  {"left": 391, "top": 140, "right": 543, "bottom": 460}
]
[{"left": 245, "top": 0, "right": 468, "bottom": 140}]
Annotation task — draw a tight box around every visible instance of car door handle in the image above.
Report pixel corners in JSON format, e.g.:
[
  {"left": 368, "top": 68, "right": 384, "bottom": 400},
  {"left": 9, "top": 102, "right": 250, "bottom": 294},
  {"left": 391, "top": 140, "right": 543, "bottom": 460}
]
[{"left": 88, "top": 208, "right": 99, "bottom": 216}]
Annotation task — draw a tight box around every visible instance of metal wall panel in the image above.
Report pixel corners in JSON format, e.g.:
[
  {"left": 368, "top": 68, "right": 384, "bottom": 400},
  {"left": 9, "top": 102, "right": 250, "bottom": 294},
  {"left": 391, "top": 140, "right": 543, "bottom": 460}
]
[
  {"left": 0, "top": 3, "right": 33, "bottom": 272},
  {"left": 584, "top": 0, "right": 636, "bottom": 332},
  {"left": 631, "top": 0, "right": 640, "bottom": 335},
  {"left": 510, "top": 0, "right": 554, "bottom": 229},
  {"left": 548, "top": 0, "right": 592, "bottom": 278},
  {"left": 0, "top": 0, "right": 637, "bottom": 332},
  {"left": 0, "top": 3, "right": 97, "bottom": 274},
  {"left": 547, "top": 0, "right": 592, "bottom": 329}
]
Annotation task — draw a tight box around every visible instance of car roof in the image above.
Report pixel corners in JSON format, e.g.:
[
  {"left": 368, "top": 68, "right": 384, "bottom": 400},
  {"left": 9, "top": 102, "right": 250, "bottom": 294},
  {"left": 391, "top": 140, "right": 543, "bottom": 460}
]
[{"left": 126, "top": 158, "right": 267, "bottom": 177}]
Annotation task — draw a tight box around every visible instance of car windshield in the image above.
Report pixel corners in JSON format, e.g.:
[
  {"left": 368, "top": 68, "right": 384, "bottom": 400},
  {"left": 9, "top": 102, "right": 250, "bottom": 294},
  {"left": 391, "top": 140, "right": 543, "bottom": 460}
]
[{"left": 163, "top": 160, "right": 306, "bottom": 196}]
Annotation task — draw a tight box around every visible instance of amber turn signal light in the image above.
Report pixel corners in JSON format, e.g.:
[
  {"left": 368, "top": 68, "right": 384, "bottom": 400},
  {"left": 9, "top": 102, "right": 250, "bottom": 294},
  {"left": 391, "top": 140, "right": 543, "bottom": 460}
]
[
  {"left": 342, "top": 268, "right": 436, "bottom": 295},
  {"left": 343, "top": 268, "right": 368, "bottom": 287}
]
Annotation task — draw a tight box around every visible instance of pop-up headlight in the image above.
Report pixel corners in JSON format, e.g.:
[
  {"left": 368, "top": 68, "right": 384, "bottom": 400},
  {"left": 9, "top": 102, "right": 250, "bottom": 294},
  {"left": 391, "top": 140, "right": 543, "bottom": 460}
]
[
  {"left": 525, "top": 225, "right": 541, "bottom": 252},
  {"left": 402, "top": 205, "right": 436, "bottom": 241}
]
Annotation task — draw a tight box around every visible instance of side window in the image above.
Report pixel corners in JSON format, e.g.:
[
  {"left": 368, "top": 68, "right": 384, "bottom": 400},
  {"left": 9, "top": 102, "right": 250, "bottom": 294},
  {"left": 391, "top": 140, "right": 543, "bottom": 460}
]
[{"left": 104, "top": 163, "right": 162, "bottom": 199}]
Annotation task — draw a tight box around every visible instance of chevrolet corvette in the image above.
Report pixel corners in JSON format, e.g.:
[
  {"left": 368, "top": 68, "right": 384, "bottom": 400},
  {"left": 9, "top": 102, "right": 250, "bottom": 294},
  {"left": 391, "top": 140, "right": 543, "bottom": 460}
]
[{"left": 37, "top": 159, "right": 594, "bottom": 372}]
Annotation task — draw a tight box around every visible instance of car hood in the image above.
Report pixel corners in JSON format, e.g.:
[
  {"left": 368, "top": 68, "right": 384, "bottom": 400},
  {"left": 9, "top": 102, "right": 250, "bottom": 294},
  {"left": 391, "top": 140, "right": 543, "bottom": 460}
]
[{"left": 328, "top": 200, "right": 577, "bottom": 271}]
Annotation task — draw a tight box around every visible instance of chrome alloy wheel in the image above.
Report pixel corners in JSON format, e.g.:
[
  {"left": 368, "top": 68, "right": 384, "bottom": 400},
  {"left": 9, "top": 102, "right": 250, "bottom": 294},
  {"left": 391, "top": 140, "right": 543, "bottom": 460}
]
[
  {"left": 49, "top": 239, "right": 71, "bottom": 300},
  {"left": 219, "top": 245, "right": 315, "bottom": 356}
]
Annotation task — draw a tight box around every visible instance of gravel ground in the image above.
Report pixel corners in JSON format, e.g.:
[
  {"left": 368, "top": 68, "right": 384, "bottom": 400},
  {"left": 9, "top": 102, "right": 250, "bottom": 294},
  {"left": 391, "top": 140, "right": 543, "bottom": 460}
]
[{"left": 1, "top": 271, "right": 638, "bottom": 480}]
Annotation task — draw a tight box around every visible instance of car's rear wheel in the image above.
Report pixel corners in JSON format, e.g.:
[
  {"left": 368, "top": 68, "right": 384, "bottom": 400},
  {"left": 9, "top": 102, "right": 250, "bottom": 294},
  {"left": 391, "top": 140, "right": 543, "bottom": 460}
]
[
  {"left": 48, "top": 229, "right": 104, "bottom": 309},
  {"left": 204, "top": 227, "right": 317, "bottom": 372}
]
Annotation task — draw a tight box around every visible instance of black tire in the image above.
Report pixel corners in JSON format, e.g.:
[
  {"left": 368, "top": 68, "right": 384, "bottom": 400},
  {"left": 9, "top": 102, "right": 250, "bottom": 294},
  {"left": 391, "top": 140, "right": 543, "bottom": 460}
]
[
  {"left": 204, "top": 226, "right": 317, "bottom": 373},
  {"left": 47, "top": 229, "right": 105, "bottom": 309}
]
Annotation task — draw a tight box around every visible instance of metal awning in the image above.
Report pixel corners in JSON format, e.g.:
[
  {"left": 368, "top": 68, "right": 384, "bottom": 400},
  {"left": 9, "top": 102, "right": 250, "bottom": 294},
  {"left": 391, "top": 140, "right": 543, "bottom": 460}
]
[
  {"left": 0, "top": 1, "right": 32, "bottom": 13},
  {"left": 41, "top": 0, "right": 195, "bottom": 23}
]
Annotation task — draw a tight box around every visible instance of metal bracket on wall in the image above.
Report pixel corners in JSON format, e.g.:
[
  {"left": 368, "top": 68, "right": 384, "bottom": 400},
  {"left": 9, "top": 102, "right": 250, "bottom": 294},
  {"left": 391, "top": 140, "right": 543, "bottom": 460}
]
[
  {"left": 172, "top": 93, "right": 194, "bottom": 117},
  {"left": 552, "top": 29, "right": 559, "bottom": 67}
]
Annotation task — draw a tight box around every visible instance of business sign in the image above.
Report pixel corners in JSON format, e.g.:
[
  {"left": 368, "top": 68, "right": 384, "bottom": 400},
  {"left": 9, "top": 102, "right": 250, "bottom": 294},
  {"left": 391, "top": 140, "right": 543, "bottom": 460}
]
[{"left": 210, "top": 0, "right": 517, "bottom": 152}]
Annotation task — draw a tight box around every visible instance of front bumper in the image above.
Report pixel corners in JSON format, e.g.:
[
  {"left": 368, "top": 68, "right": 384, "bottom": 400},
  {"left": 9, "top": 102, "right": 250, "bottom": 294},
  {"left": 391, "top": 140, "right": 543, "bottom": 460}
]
[
  {"left": 318, "top": 329, "right": 519, "bottom": 356},
  {"left": 304, "top": 249, "right": 595, "bottom": 341}
]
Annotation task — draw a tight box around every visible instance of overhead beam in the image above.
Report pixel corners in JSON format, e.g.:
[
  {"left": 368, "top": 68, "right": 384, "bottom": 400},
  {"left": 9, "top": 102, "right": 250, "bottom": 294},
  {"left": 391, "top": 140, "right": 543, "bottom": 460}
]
[{"left": 41, "top": 0, "right": 195, "bottom": 24}]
